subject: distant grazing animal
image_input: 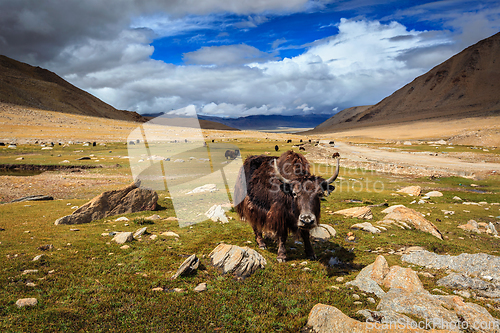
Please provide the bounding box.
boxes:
[300,139,303,143]
[299,146,306,151]
[234,150,339,262]
[287,139,292,143]
[225,149,240,160]
[329,141,335,145]
[275,145,279,152]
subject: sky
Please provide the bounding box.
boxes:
[1,0,499,118]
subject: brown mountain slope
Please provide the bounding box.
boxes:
[0,55,145,122]
[310,32,500,133]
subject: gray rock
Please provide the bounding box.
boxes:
[356,309,416,327]
[210,244,266,278]
[172,254,199,279]
[194,282,207,292]
[402,250,500,281]
[55,181,157,225]
[310,225,332,241]
[15,298,38,308]
[133,227,147,239]
[32,254,44,261]
[112,232,133,244]
[350,222,381,233]
[10,195,54,203]
[488,222,498,236]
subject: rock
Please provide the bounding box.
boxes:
[172,254,199,279]
[15,157,24,160]
[437,273,500,299]
[205,204,229,223]
[352,294,360,300]
[334,206,373,220]
[10,195,54,203]
[209,244,266,278]
[305,304,451,333]
[112,232,133,244]
[381,205,406,214]
[149,234,158,240]
[187,184,217,194]
[145,214,161,221]
[54,181,157,225]
[319,224,336,237]
[453,196,462,201]
[161,231,180,238]
[345,255,388,297]
[133,227,147,239]
[151,287,163,292]
[402,250,500,281]
[77,156,91,160]
[382,266,425,293]
[425,191,443,197]
[26,282,36,287]
[15,298,38,308]
[458,220,481,233]
[381,206,443,240]
[488,222,498,236]
[397,186,421,196]
[350,222,381,233]
[22,269,39,275]
[357,309,417,327]
[38,244,53,251]
[194,282,207,292]
[115,217,129,222]
[310,225,333,240]
[33,254,44,261]
[166,217,178,222]
[120,245,130,249]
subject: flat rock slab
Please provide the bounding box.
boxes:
[334,206,373,220]
[54,181,158,225]
[310,224,336,241]
[402,250,500,282]
[381,207,443,240]
[172,254,199,279]
[305,304,453,332]
[351,222,381,233]
[11,195,54,203]
[210,244,266,278]
[397,186,421,196]
[133,227,147,239]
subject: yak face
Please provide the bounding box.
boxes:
[273,157,339,230]
[286,178,325,229]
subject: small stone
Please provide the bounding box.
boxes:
[115,217,129,222]
[303,267,312,272]
[166,217,179,222]
[112,232,134,244]
[367,297,376,304]
[162,231,180,238]
[172,254,200,279]
[33,254,44,261]
[133,227,147,239]
[70,228,79,231]
[194,282,207,292]
[352,294,360,300]
[335,276,344,282]
[149,234,158,240]
[120,245,130,249]
[22,269,39,275]
[15,298,38,308]
[173,288,185,293]
[353,301,363,305]
[151,287,163,292]
[145,214,161,221]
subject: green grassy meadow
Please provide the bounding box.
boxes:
[1,140,500,332]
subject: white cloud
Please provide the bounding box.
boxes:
[183,44,276,66]
[63,18,461,118]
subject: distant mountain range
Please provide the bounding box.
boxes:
[309,32,500,133]
[0,55,145,123]
[197,114,331,130]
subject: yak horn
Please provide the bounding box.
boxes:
[273,159,291,184]
[326,156,340,184]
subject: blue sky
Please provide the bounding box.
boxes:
[1,0,499,117]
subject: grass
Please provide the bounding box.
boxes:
[1,140,499,332]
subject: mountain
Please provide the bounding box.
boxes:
[0,55,145,122]
[141,113,239,131]
[310,32,500,133]
[198,114,331,130]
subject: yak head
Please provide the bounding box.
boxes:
[272,156,339,230]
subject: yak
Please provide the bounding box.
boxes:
[275,145,279,152]
[234,150,339,262]
[225,149,240,160]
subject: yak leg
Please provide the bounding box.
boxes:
[277,232,288,262]
[253,227,267,249]
[300,229,316,260]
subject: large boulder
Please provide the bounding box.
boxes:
[397,186,421,196]
[334,206,373,220]
[55,181,157,225]
[209,244,266,278]
[380,207,443,240]
[305,304,453,332]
